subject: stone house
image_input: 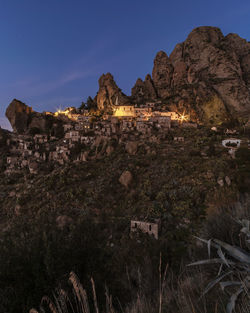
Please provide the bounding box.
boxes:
[77,115,91,122]
[222,138,241,148]
[174,137,184,142]
[121,120,135,132]
[113,105,135,117]
[75,124,84,131]
[222,138,241,158]
[7,156,19,166]
[63,124,73,132]
[65,131,80,142]
[136,121,152,134]
[130,219,160,239]
[34,134,48,144]
[135,107,152,118]
[152,111,178,120]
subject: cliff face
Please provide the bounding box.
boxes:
[131,26,250,124]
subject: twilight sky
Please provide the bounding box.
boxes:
[0,0,250,130]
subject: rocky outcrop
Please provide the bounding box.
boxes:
[5,99,33,133]
[130,26,250,124]
[125,141,138,155]
[96,73,129,111]
[5,99,63,135]
[152,51,173,98]
[131,74,157,103]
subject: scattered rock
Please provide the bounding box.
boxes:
[217,178,224,187]
[15,205,21,215]
[125,141,138,155]
[9,191,16,197]
[119,170,133,188]
[56,215,73,229]
[106,145,114,156]
[225,176,231,186]
[28,161,39,174]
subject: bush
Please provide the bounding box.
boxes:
[190,219,250,313]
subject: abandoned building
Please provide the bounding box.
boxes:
[130,219,160,239]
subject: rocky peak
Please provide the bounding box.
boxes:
[152,51,173,98]
[186,26,224,47]
[96,73,129,110]
[131,74,157,103]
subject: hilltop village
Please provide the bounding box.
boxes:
[3,99,197,175]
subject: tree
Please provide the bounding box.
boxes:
[86,97,97,111]
[79,101,86,110]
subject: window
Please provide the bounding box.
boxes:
[149,225,152,231]
[134,223,137,228]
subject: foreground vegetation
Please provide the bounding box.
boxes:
[0,126,249,312]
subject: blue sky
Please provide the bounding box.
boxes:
[0,0,250,130]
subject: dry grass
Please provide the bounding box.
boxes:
[31,261,250,313]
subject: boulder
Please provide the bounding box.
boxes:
[125,141,138,155]
[106,145,114,156]
[217,177,224,187]
[28,161,39,174]
[56,215,73,229]
[119,170,133,188]
[5,99,33,133]
[225,176,231,186]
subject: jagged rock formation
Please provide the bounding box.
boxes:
[131,26,250,124]
[5,99,63,135]
[131,75,157,103]
[96,73,129,110]
[152,51,173,98]
[7,27,250,128]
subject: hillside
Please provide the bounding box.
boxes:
[1,123,250,312]
[1,25,250,313]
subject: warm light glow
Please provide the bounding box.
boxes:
[177,112,189,123]
[54,107,76,119]
[113,106,135,117]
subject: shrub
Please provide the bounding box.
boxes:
[189,219,250,313]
